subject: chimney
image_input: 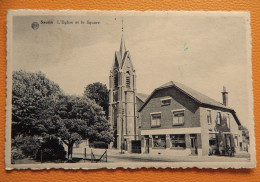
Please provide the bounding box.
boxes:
[222,86,228,106]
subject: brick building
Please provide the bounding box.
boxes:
[138,81,243,156]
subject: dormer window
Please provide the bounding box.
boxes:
[160,97,171,106]
[126,71,130,88]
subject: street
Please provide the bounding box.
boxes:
[72,148,251,163]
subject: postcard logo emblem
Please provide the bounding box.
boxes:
[31,22,39,30]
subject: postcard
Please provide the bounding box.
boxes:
[5,10,255,169]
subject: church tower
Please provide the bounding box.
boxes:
[109,19,137,151]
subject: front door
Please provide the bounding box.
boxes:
[145,137,149,153]
[124,139,127,151]
[190,134,198,155]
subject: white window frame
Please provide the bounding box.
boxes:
[216,112,222,125]
[207,109,212,125]
[150,112,162,127]
[172,109,185,126]
[227,113,230,129]
[160,97,172,106]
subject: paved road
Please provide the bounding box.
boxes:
[14,148,251,164]
[72,148,251,163]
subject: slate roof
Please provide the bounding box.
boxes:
[160,81,231,109]
[136,93,149,102]
[115,51,128,69]
[138,81,241,125]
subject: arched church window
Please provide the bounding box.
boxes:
[114,69,118,88]
[126,71,130,88]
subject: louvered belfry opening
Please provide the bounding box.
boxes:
[126,71,130,88]
[114,69,118,89]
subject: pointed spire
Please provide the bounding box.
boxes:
[120,17,126,57]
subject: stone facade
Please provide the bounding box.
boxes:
[108,33,139,152]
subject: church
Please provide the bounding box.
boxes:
[108,22,148,153]
[108,21,247,156]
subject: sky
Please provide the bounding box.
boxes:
[11,12,252,126]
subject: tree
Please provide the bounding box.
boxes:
[35,137,66,162]
[12,71,64,162]
[12,70,62,138]
[11,135,41,162]
[54,95,113,160]
[83,82,109,118]
[12,71,113,161]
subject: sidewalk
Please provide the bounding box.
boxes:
[72,148,250,163]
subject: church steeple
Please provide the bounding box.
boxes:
[109,17,138,151]
[120,17,126,57]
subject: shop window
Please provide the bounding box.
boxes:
[153,135,166,148]
[172,110,184,126]
[209,134,217,146]
[209,134,218,155]
[151,113,161,127]
[207,110,212,125]
[170,134,186,149]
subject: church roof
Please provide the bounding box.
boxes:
[114,28,131,69]
[136,93,149,102]
[120,34,126,57]
[115,51,129,69]
[138,81,241,125]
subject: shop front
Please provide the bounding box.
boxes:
[208,132,235,156]
[141,131,202,156]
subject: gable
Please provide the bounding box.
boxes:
[150,87,200,113]
[138,81,241,126]
[122,51,135,72]
[140,87,201,130]
[114,51,122,69]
